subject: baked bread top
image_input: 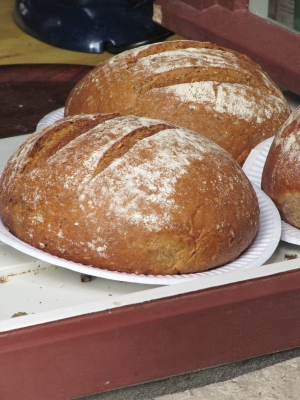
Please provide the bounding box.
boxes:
[0,114,259,275]
[262,106,300,228]
[65,40,290,165]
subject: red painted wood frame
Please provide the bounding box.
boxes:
[1,269,300,400]
[153,0,300,95]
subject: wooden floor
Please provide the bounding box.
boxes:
[0,0,184,66]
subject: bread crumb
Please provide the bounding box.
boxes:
[11,312,28,318]
[284,254,298,260]
[80,273,94,282]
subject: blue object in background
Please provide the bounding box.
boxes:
[14,0,172,54]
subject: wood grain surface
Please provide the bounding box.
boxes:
[0,64,93,138]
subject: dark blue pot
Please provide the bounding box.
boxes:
[14,0,172,53]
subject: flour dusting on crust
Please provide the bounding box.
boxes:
[156,82,287,123]
[129,47,251,75]
[273,106,300,161]
[82,127,212,232]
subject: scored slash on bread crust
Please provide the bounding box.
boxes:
[94,122,171,176]
[0,114,259,275]
[22,113,120,174]
[65,40,291,165]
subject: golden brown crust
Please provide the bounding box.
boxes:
[65,40,290,165]
[262,106,300,228]
[0,114,259,275]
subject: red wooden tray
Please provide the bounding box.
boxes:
[0,64,93,138]
[1,64,300,400]
[2,268,300,400]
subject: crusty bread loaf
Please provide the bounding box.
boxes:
[262,106,300,228]
[0,114,259,275]
[65,40,290,165]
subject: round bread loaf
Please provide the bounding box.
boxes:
[65,40,290,166]
[0,114,259,275]
[262,106,300,228]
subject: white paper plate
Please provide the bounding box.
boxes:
[0,184,281,285]
[242,137,274,188]
[243,137,300,245]
[36,107,64,130]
